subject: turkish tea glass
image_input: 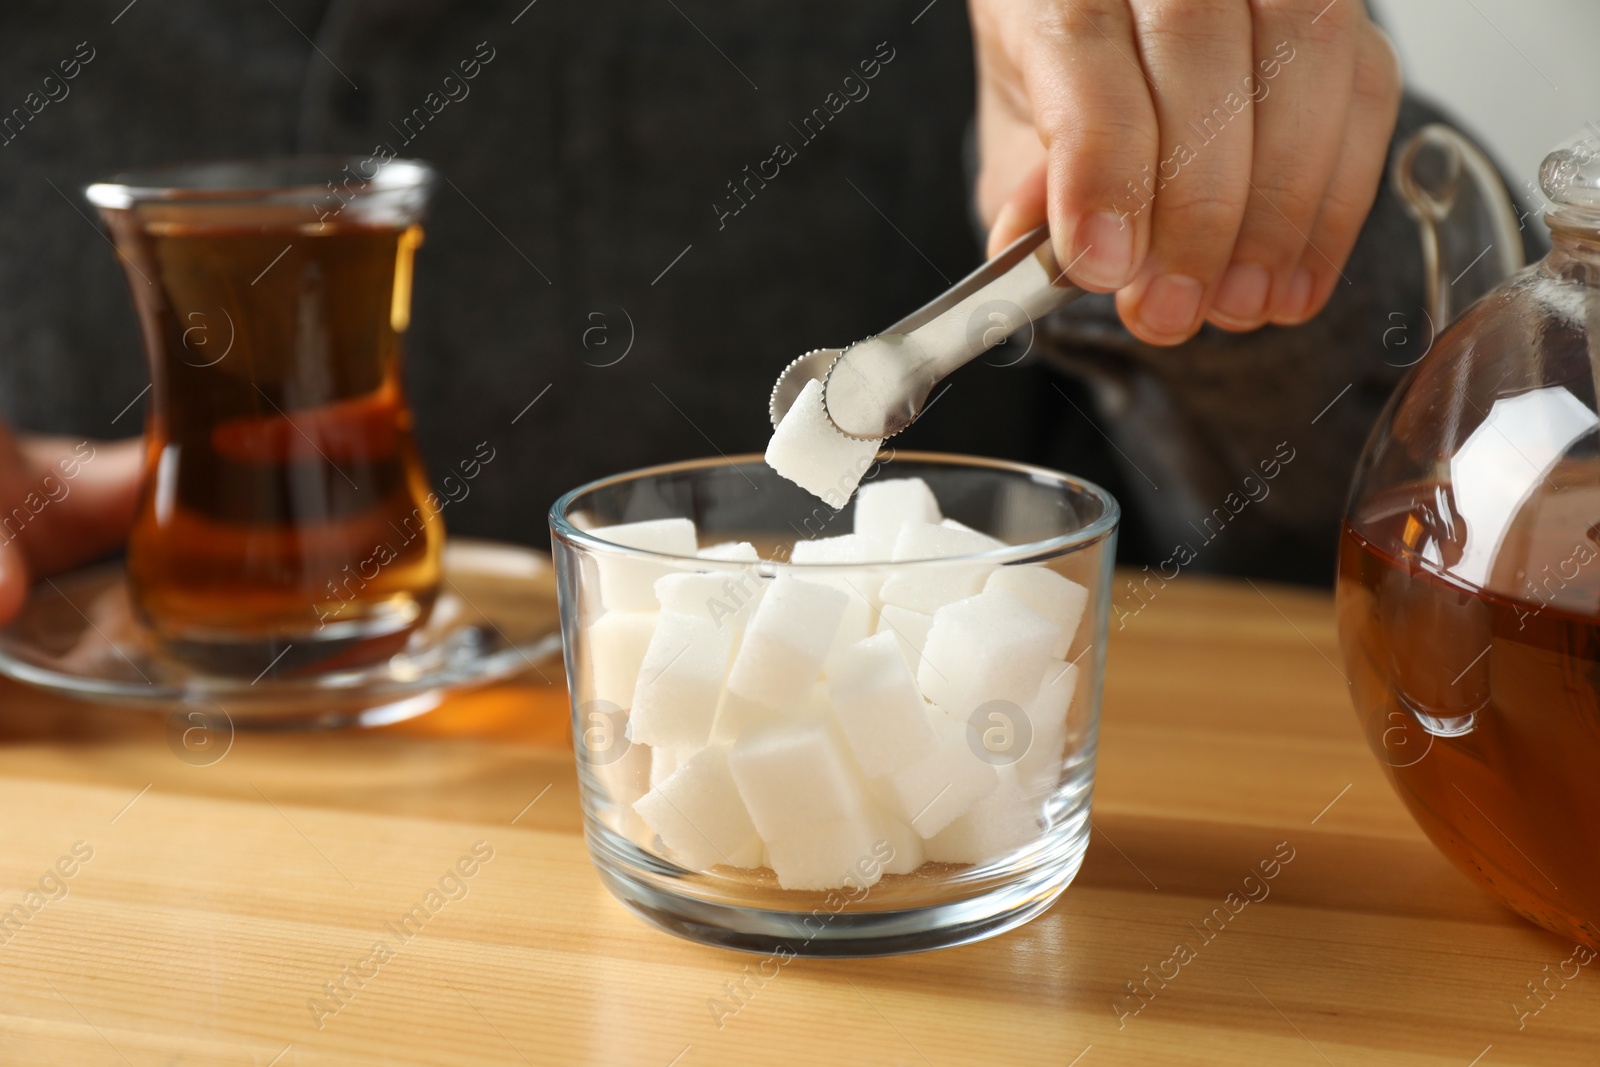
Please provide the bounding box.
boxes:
[87,158,443,678]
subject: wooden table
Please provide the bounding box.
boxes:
[1,573,1595,1066]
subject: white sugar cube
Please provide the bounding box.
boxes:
[649,743,687,789]
[890,520,1005,560]
[803,679,834,716]
[1030,661,1079,738]
[728,718,867,841]
[591,725,650,804]
[918,589,1061,717]
[833,595,878,665]
[870,809,925,876]
[812,573,879,663]
[883,717,999,838]
[925,766,1041,865]
[654,571,765,634]
[591,518,699,611]
[593,728,654,844]
[984,566,1089,659]
[765,378,881,509]
[827,569,884,606]
[627,612,733,749]
[726,575,848,713]
[861,776,930,871]
[698,541,760,562]
[826,632,938,777]
[878,567,990,616]
[765,814,884,891]
[1017,662,1080,793]
[635,745,763,871]
[711,692,781,743]
[587,611,657,706]
[713,679,833,743]
[1018,726,1064,796]
[877,521,1005,614]
[852,477,941,552]
[610,806,655,849]
[593,517,698,552]
[790,533,874,564]
[875,605,933,673]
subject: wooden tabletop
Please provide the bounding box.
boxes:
[1,571,1595,1066]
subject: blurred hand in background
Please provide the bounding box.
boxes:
[0,430,141,624]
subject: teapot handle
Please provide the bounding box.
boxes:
[1392,123,1526,330]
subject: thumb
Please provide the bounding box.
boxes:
[985,158,1049,259]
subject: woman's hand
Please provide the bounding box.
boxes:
[0,428,142,623]
[971,0,1402,344]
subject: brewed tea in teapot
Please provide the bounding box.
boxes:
[1339,129,1600,948]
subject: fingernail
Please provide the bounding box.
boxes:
[1138,274,1204,339]
[1073,211,1135,289]
[987,200,1021,257]
[1210,263,1271,326]
[1276,268,1315,323]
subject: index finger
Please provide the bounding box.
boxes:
[1018,0,1160,292]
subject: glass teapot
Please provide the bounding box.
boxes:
[1338,127,1600,948]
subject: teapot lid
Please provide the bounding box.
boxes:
[1540,131,1600,226]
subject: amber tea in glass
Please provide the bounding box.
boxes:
[88,159,443,677]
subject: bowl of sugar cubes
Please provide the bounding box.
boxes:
[549,447,1117,956]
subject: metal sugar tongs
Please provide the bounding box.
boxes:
[769,224,1085,440]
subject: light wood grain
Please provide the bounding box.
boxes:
[0,572,1595,1066]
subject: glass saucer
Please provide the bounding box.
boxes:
[0,539,562,728]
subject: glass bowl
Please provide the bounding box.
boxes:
[549,451,1117,955]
